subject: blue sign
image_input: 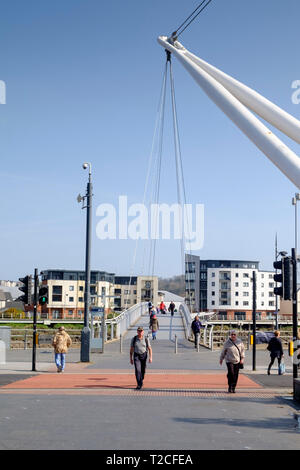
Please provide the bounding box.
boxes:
[91,307,104,313]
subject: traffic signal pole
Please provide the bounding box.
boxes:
[32,268,38,372]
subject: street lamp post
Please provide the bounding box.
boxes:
[78,162,93,362]
[292,193,300,256]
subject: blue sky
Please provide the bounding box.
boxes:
[0,0,300,280]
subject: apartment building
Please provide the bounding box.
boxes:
[185,255,278,320]
[41,270,158,319]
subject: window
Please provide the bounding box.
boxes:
[235,301,239,306]
[235,292,239,296]
[212,291,215,296]
[269,301,274,306]
[211,300,215,305]
[269,292,274,297]
[235,273,239,278]
[68,310,73,315]
[261,283,264,288]
[261,274,264,279]
[52,285,62,302]
[243,301,249,306]
[243,292,249,297]
[235,282,239,287]
[269,282,274,288]
[69,286,74,291]
[243,282,249,287]
[78,297,83,302]
[124,290,130,294]
[79,286,84,291]
[69,297,74,302]
[211,282,215,286]
[243,273,249,278]
[211,272,215,277]
[269,274,273,279]
[221,282,229,289]
[235,312,246,320]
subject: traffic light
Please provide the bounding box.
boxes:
[38,285,48,305]
[18,275,32,304]
[283,256,293,300]
[273,256,293,300]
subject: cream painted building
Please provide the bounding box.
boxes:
[41,270,158,319]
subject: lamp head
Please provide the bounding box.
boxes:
[82,163,88,170]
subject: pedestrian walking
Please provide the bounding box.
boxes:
[52,326,72,373]
[191,315,203,349]
[149,314,159,340]
[159,301,166,315]
[267,330,284,375]
[130,326,152,390]
[168,301,176,317]
[149,307,156,317]
[219,330,245,393]
[148,301,153,315]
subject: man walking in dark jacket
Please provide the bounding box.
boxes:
[191,315,203,349]
[168,301,176,317]
[267,330,284,375]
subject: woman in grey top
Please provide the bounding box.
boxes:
[219,330,245,393]
[130,326,152,390]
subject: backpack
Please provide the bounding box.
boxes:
[132,335,150,350]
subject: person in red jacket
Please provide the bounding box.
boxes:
[159,301,166,314]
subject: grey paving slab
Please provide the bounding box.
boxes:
[0,393,299,450]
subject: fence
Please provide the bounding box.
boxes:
[10,329,82,349]
[8,302,148,349]
[195,326,293,351]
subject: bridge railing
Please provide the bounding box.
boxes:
[113,302,148,339]
[179,303,192,339]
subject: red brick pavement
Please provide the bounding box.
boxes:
[1,370,260,390]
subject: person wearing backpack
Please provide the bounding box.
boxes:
[130,326,152,390]
[149,314,159,340]
[267,330,284,375]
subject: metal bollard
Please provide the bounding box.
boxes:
[120,333,123,353]
[175,335,178,354]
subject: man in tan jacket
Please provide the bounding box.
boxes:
[52,326,72,373]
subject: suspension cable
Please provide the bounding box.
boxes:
[126,62,168,310]
[169,55,193,300]
[171,0,214,40]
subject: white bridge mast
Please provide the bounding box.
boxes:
[158,36,300,189]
